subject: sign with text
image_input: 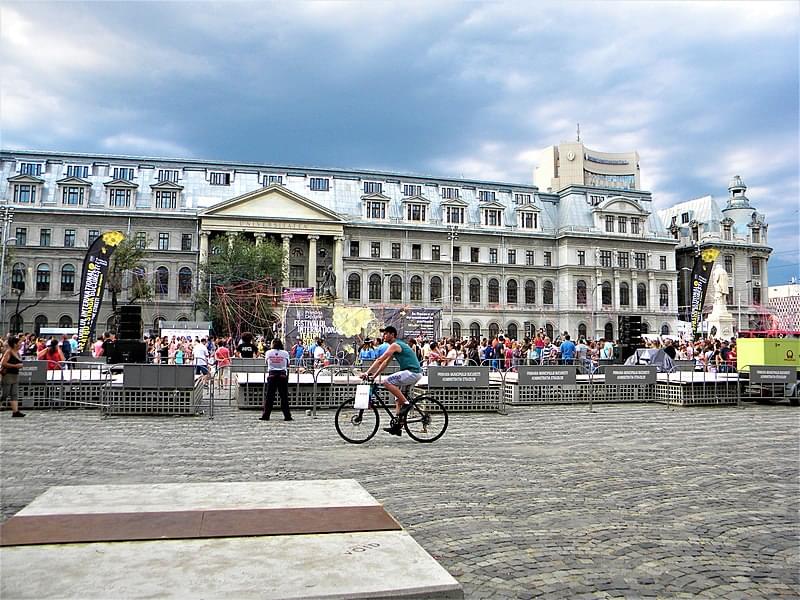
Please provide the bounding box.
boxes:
[18,361,47,384]
[604,365,657,385]
[517,365,577,386]
[750,366,797,385]
[427,367,489,388]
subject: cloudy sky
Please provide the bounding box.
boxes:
[2,1,798,282]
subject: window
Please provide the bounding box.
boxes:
[155,267,169,295]
[526,250,535,265]
[441,186,459,200]
[506,279,518,304]
[62,186,85,205]
[310,177,330,191]
[391,243,401,259]
[525,280,536,304]
[158,233,169,250]
[724,255,733,274]
[65,165,88,178]
[478,190,496,202]
[519,211,538,229]
[659,256,667,270]
[605,215,615,232]
[113,167,134,180]
[40,229,51,246]
[618,252,629,269]
[403,184,422,196]
[350,241,360,257]
[507,249,516,265]
[12,263,25,292]
[577,250,585,266]
[289,265,304,288]
[659,284,669,308]
[618,216,627,233]
[363,181,382,194]
[578,323,587,340]
[61,264,76,292]
[451,276,462,303]
[630,218,640,235]
[59,315,73,328]
[576,280,587,305]
[9,314,22,334]
[64,229,76,248]
[412,244,421,260]
[637,283,647,307]
[366,201,386,219]
[432,245,440,261]
[484,209,502,226]
[543,252,552,267]
[109,188,131,207]
[34,314,48,335]
[430,276,442,302]
[602,281,612,305]
[348,274,361,300]
[723,224,732,241]
[589,194,604,205]
[19,162,42,176]
[135,232,147,249]
[750,257,760,275]
[752,286,761,304]
[158,169,179,182]
[605,322,614,340]
[264,174,283,185]
[452,322,462,338]
[445,206,464,224]
[467,322,479,338]
[155,190,177,210]
[469,278,481,303]
[410,276,422,301]
[488,279,499,303]
[406,203,427,222]
[681,212,690,224]
[209,172,230,185]
[178,267,192,295]
[691,225,699,242]
[181,234,192,251]
[15,228,26,247]
[635,252,646,270]
[389,275,402,301]
[13,184,36,203]
[36,264,50,291]
[620,282,630,306]
[514,193,531,204]
[470,247,480,263]
[752,228,760,243]
[489,248,498,264]
[368,274,382,301]
[88,230,99,245]
[453,247,461,262]
[543,280,554,305]
[371,242,381,258]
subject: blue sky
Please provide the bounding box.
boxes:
[1,1,798,282]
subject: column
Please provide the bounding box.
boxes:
[281,234,292,290]
[613,272,620,312]
[333,236,344,299]
[199,231,209,265]
[254,232,266,246]
[648,272,656,315]
[307,235,318,290]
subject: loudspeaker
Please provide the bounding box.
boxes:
[618,316,631,345]
[118,305,142,340]
[109,340,147,364]
[628,316,643,347]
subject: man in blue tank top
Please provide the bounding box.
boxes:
[361,325,422,436]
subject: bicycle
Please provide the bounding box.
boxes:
[334,377,449,444]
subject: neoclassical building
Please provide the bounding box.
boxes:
[1,143,707,341]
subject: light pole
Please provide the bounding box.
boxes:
[589,281,603,341]
[0,205,16,335]
[447,225,459,337]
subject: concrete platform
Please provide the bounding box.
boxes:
[1,480,463,600]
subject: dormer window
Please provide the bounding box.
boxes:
[209,171,231,186]
[518,211,539,230]
[445,205,464,224]
[406,203,427,222]
[681,212,690,224]
[514,193,531,204]
[112,166,135,180]
[723,224,732,240]
[403,184,422,197]
[365,199,387,220]
[631,217,640,235]
[56,176,91,206]
[752,227,760,243]
[441,186,460,200]
[19,162,43,176]
[483,208,502,227]
[589,194,604,206]
[8,174,43,204]
[66,165,89,178]
[363,181,383,194]
[109,188,132,208]
[155,190,177,210]
[158,169,179,182]
[478,190,496,202]
[263,174,283,186]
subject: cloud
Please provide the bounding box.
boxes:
[100,135,193,158]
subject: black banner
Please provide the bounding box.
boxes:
[77,231,125,352]
[687,248,719,337]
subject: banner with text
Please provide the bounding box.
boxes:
[77,231,124,352]
[687,248,719,337]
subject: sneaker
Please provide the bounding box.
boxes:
[383,425,402,436]
[284,416,294,421]
[259,415,270,421]
[11,411,25,418]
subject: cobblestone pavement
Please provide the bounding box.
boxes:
[2,400,798,599]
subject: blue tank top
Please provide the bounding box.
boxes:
[394,340,421,373]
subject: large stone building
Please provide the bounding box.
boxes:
[0,144,696,341]
[767,282,800,331]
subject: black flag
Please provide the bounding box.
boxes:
[687,247,720,337]
[77,231,125,352]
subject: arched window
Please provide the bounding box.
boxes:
[469,322,481,339]
[368,274,382,301]
[543,280,554,305]
[347,273,361,301]
[488,278,499,304]
[451,277,462,303]
[506,279,518,305]
[154,317,165,332]
[578,323,587,340]
[451,321,461,339]
[389,275,402,301]
[34,314,48,335]
[36,264,50,292]
[641,321,650,334]
[410,275,422,301]
[659,284,669,308]
[619,281,630,306]
[637,283,647,307]
[155,266,169,296]
[525,280,536,305]
[10,314,22,334]
[545,323,554,340]
[430,276,442,302]
[11,263,25,292]
[661,323,670,335]
[59,315,73,328]
[60,264,76,293]
[488,323,500,339]
[576,280,587,305]
[469,278,481,303]
[601,281,612,306]
[506,323,518,340]
[604,322,614,341]
[177,316,189,322]
[178,267,192,295]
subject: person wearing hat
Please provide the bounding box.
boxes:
[360,325,422,436]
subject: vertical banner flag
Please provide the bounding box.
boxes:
[77,231,125,352]
[688,247,720,337]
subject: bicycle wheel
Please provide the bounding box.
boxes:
[335,398,379,444]
[403,396,448,443]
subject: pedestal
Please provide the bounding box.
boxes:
[706,303,736,339]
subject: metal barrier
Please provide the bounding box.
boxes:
[3,360,112,411]
[104,364,202,416]
[737,365,798,406]
[658,365,740,407]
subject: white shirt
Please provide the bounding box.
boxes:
[266,349,290,371]
[193,342,209,366]
[313,345,326,361]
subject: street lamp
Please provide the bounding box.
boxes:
[447,225,459,337]
[0,205,16,335]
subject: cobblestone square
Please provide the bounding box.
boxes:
[2,402,798,599]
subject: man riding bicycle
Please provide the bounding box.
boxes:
[361,325,422,436]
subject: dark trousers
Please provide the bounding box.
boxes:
[263,371,291,419]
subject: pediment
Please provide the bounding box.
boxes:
[441,197,469,207]
[150,180,184,190]
[479,200,506,210]
[593,196,649,216]
[401,194,430,204]
[7,174,44,184]
[56,176,91,186]
[104,178,139,188]
[361,192,391,202]
[200,184,346,223]
[515,202,541,212]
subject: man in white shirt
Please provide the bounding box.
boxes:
[193,338,210,380]
[313,342,326,367]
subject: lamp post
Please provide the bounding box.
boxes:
[0,205,16,335]
[589,281,603,341]
[447,225,459,337]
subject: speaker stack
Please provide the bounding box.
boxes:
[618,315,644,363]
[110,305,147,364]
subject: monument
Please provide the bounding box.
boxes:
[706,262,735,338]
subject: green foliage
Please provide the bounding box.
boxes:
[107,236,153,315]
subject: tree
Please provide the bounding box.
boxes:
[196,234,283,337]
[106,236,153,331]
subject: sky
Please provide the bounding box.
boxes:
[1,1,798,283]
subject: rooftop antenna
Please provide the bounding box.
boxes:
[576,123,581,142]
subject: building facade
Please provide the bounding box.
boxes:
[534,141,640,192]
[1,147,684,341]
[767,282,800,331]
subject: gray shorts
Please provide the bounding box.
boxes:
[385,370,422,387]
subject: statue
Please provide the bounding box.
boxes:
[320,265,336,299]
[711,263,730,306]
